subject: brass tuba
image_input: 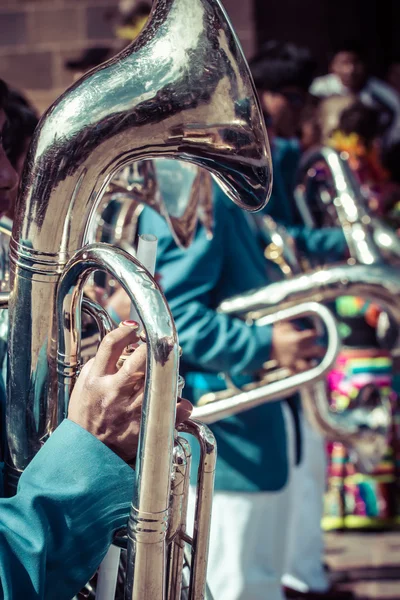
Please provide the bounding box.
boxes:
[5,1,271,599]
[193,262,400,471]
[194,148,400,471]
[294,146,400,265]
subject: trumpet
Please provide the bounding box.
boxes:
[6,1,271,600]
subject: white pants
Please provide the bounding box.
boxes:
[187,405,295,600]
[282,414,330,593]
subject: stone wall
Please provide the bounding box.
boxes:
[0,0,256,113]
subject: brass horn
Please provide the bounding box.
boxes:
[251,215,394,472]
[6,1,271,599]
[294,146,400,265]
[193,262,400,471]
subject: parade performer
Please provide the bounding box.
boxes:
[0,78,190,599]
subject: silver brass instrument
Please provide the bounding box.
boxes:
[250,215,394,471]
[6,1,271,600]
[294,146,400,265]
[193,263,400,470]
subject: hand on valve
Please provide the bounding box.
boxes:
[271,321,325,374]
[68,320,192,464]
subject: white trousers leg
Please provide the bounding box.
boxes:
[187,405,295,600]
[282,413,330,593]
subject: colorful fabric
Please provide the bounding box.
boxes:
[323,348,400,530]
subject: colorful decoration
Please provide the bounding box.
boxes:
[323,349,400,530]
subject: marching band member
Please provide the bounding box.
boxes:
[137,167,324,600]
[249,43,351,600]
[310,42,400,150]
[0,78,192,600]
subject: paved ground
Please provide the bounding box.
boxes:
[326,531,400,599]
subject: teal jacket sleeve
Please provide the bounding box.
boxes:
[0,419,134,600]
[267,137,347,263]
[283,224,347,263]
[139,195,273,378]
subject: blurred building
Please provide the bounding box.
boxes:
[0,0,255,114]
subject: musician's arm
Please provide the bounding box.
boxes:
[0,419,134,600]
[139,202,273,377]
[284,225,347,262]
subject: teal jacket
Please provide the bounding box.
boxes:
[140,186,289,493]
[0,379,134,599]
[138,147,346,493]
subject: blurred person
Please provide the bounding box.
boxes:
[250,43,351,600]
[317,95,357,145]
[305,99,400,532]
[329,101,400,214]
[310,42,400,148]
[251,41,316,140]
[0,88,39,379]
[138,167,326,600]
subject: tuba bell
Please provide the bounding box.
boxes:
[5,1,271,599]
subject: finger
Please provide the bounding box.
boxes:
[117,343,147,384]
[176,398,193,424]
[91,321,140,377]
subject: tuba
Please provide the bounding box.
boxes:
[192,262,400,470]
[5,2,271,600]
[294,146,400,265]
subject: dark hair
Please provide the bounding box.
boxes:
[249,41,316,93]
[337,101,380,144]
[330,40,366,63]
[0,79,9,111]
[2,88,39,167]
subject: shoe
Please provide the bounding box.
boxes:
[283,586,355,599]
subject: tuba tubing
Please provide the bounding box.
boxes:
[7,0,271,481]
[6,1,271,598]
[193,263,400,468]
[193,302,340,423]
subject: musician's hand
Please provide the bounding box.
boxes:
[68,322,192,463]
[271,321,324,373]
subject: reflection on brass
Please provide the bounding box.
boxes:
[265,243,292,275]
[194,262,400,472]
[6,0,271,597]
